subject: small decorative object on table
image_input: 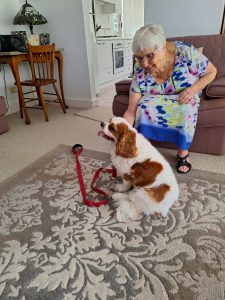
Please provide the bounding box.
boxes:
[27,35,39,45]
[39,33,50,45]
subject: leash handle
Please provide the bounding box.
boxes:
[72,144,116,207]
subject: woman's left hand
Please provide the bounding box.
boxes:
[178,87,195,104]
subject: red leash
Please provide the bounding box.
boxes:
[72,144,117,207]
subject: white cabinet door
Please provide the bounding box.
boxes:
[97,41,113,84]
[123,0,144,37]
[114,0,122,13]
[97,41,113,70]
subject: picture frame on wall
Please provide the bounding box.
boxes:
[39,33,50,45]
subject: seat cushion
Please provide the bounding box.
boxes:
[205,77,225,98]
[21,79,57,86]
[198,97,225,127]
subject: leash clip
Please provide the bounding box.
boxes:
[72,144,83,156]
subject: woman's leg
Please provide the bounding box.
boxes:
[177,149,191,173]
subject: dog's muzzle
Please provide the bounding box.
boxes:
[98,121,114,141]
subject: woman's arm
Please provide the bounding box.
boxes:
[179,61,217,104]
[123,90,142,125]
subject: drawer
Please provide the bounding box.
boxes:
[99,68,113,84]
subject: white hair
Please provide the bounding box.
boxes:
[132,24,166,54]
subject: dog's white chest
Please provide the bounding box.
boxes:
[111,152,132,176]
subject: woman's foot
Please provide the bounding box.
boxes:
[176,150,192,174]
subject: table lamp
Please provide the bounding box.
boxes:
[13,0,47,35]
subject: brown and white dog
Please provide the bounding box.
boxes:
[99,117,179,222]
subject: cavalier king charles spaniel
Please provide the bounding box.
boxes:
[99,117,179,222]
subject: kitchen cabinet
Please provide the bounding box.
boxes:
[96,0,115,13]
[97,41,113,84]
[96,38,132,86]
[114,0,122,14]
[123,0,144,38]
[98,0,115,4]
[124,40,133,75]
[102,3,116,14]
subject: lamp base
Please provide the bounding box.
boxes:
[28,23,34,35]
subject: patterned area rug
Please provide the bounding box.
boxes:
[1,144,225,300]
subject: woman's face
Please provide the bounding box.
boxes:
[134,47,165,75]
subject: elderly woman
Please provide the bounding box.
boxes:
[124,24,217,174]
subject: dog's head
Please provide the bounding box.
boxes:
[100,117,137,158]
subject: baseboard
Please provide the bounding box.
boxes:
[6,99,19,115]
[6,96,98,114]
[65,97,98,108]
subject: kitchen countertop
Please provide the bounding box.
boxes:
[96,37,132,41]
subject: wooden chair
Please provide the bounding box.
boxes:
[19,44,66,122]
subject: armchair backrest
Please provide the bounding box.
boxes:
[168,34,225,77]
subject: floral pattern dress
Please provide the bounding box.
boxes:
[131,41,209,150]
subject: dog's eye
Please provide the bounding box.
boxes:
[109,124,116,132]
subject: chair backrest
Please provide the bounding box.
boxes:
[27,44,56,82]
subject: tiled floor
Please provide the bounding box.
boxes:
[97,84,116,106]
[96,74,131,106]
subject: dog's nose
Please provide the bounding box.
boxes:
[100,121,105,128]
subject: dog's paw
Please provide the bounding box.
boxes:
[153,212,163,219]
[116,208,127,222]
[151,211,167,220]
[112,192,125,201]
[111,192,123,207]
[116,201,139,222]
[115,183,129,192]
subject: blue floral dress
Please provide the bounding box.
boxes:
[131,42,209,150]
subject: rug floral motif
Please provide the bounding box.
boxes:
[0,145,225,300]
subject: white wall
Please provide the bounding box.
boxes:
[144,0,225,37]
[21,0,97,107]
[0,0,97,114]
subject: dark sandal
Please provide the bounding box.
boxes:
[176,154,192,174]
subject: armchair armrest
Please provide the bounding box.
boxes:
[115,80,132,95]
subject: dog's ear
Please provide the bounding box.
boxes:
[116,123,137,158]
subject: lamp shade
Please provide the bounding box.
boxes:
[13,0,47,34]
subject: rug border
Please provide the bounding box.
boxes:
[0,144,224,191]
[0,144,110,191]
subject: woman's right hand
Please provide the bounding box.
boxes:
[123,110,135,126]
[123,90,141,126]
